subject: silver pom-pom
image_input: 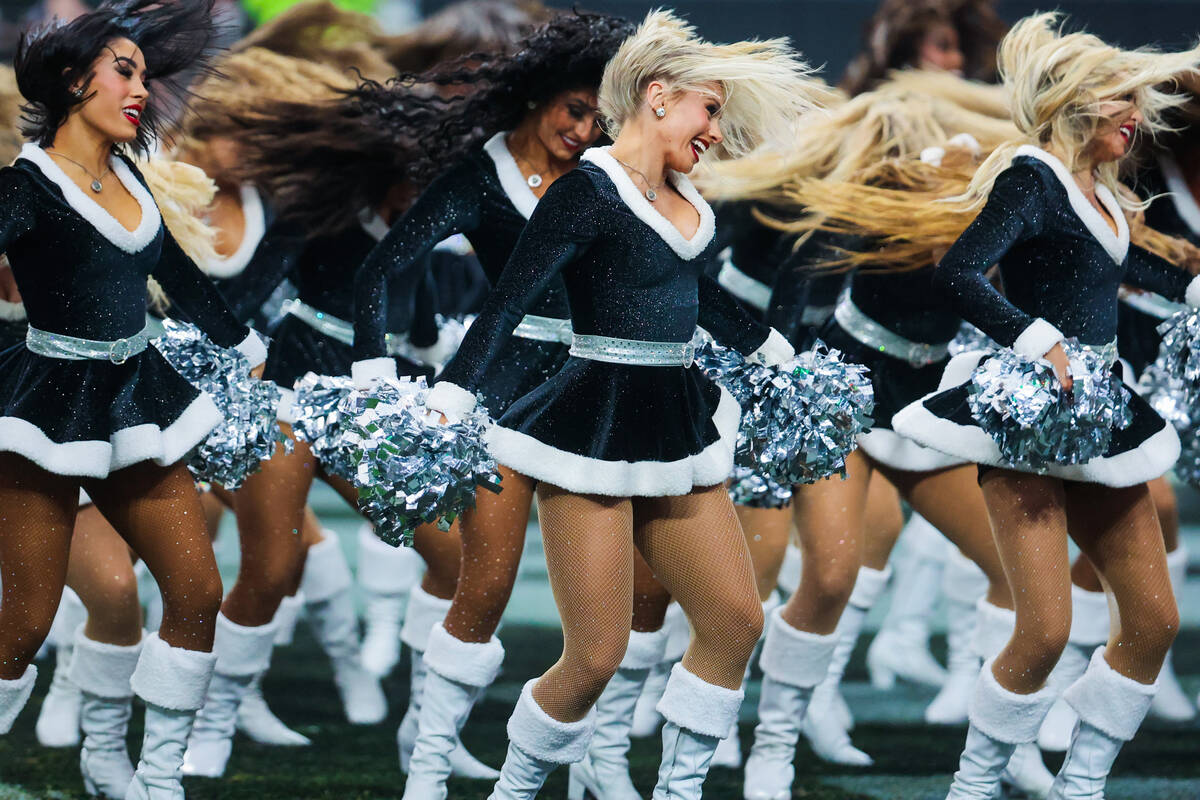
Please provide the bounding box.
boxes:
[153,320,289,489]
[339,377,501,547]
[967,340,1131,470]
[948,322,999,357]
[290,372,357,480]
[1156,306,1200,388]
[1140,358,1200,487]
[727,465,793,508]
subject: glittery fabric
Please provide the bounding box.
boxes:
[765,229,849,351]
[948,321,999,356]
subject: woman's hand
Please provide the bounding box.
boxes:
[251,363,265,380]
[1044,342,1072,392]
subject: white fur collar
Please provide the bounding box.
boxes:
[581,146,715,260]
[0,299,25,321]
[482,132,539,220]
[19,143,161,254]
[1014,145,1129,264]
[203,183,265,279]
[358,209,391,241]
[1157,153,1200,237]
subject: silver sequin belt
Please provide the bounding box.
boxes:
[834,291,949,368]
[801,304,836,327]
[570,333,695,367]
[512,314,573,344]
[717,257,771,312]
[26,323,151,364]
[1117,287,1185,321]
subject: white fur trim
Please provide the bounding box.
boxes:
[1187,274,1200,308]
[902,513,951,560]
[0,299,25,321]
[859,426,965,471]
[507,679,596,763]
[423,623,505,687]
[892,391,1181,488]
[759,607,838,688]
[359,209,391,241]
[483,132,539,220]
[1011,318,1064,360]
[48,586,87,648]
[1158,153,1200,237]
[0,664,36,734]
[400,585,452,652]
[1069,585,1112,646]
[276,387,297,424]
[426,381,478,420]
[663,602,690,661]
[234,330,267,369]
[212,612,278,677]
[848,565,891,610]
[581,147,715,260]
[1063,647,1157,741]
[1167,545,1189,595]
[0,391,222,478]
[942,548,987,606]
[948,132,982,156]
[130,632,215,711]
[621,628,669,670]
[272,593,304,647]
[761,590,782,619]
[717,258,771,311]
[202,184,264,278]
[356,523,424,594]
[937,350,988,390]
[486,383,739,497]
[920,146,946,167]
[20,144,160,253]
[972,599,1015,662]
[656,662,743,738]
[351,357,397,389]
[1015,145,1129,264]
[968,659,1057,743]
[747,328,795,367]
[68,628,142,699]
[300,535,353,603]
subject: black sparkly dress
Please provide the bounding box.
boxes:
[424,147,788,497]
[894,146,1199,486]
[0,144,265,478]
[352,132,571,417]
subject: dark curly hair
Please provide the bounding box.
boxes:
[14,0,219,154]
[232,10,634,236]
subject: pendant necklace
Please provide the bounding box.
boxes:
[612,155,667,201]
[47,150,111,193]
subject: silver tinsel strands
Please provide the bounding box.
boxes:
[291,372,357,481]
[948,322,999,357]
[1140,358,1200,487]
[1157,306,1200,388]
[152,320,289,489]
[727,465,793,508]
[340,377,501,547]
[967,339,1131,470]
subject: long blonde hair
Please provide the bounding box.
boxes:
[134,157,220,309]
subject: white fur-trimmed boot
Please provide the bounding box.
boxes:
[37,587,87,747]
[653,663,744,800]
[271,593,304,648]
[803,566,891,767]
[1149,546,1193,722]
[358,523,423,678]
[743,608,838,800]
[632,603,688,739]
[1039,586,1110,752]
[125,633,217,800]
[70,629,142,798]
[302,535,386,724]
[235,595,311,747]
[1049,648,1158,799]
[713,593,781,769]
[945,661,1056,800]
[926,550,986,725]
[0,664,38,735]
[488,680,596,800]
[569,628,668,799]
[868,516,949,691]
[133,562,163,635]
[403,624,504,798]
[182,614,278,778]
[776,542,802,597]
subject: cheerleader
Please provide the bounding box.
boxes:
[0,5,269,800]
[365,12,820,798]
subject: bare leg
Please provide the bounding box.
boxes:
[734,504,792,601]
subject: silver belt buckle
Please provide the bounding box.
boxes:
[109,337,134,364]
[682,339,696,365]
[910,343,933,368]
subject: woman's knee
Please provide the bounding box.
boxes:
[803,559,858,611]
[693,595,764,660]
[163,566,223,620]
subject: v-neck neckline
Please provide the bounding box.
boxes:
[483,132,541,220]
[204,183,266,278]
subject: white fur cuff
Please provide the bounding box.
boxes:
[747,328,795,367]
[1069,586,1111,646]
[68,627,142,699]
[1011,318,1064,360]
[761,590,783,620]
[942,549,987,606]
[759,607,838,688]
[656,662,744,738]
[664,602,690,661]
[356,524,424,594]
[972,599,1016,662]
[0,664,36,734]
[426,381,478,419]
[400,585,452,652]
[904,513,951,559]
[848,565,892,610]
[1186,274,1200,308]
[299,535,352,603]
[621,629,669,670]
[130,633,215,711]
[968,660,1057,744]
[507,680,596,763]
[213,613,278,677]
[1063,647,1157,741]
[351,357,397,389]
[1167,545,1189,594]
[234,329,268,368]
[424,624,505,688]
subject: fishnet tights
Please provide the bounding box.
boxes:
[67,506,141,646]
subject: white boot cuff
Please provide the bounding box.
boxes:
[968,660,1056,744]
[621,628,669,671]
[213,613,278,677]
[1062,647,1158,741]
[423,623,505,687]
[300,535,353,603]
[972,599,1015,661]
[130,633,215,711]
[68,627,142,699]
[758,607,838,688]
[1068,586,1111,647]
[399,586,452,652]
[656,662,743,739]
[507,680,595,764]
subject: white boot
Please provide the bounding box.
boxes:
[302,535,386,725]
[70,629,142,798]
[126,633,217,800]
[632,603,688,739]
[487,680,596,800]
[926,551,986,725]
[868,516,948,690]
[945,661,1056,799]
[235,674,311,746]
[182,613,277,778]
[133,563,163,635]
[653,663,744,800]
[1149,547,1193,722]
[271,594,304,648]
[358,523,423,678]
[569,629,667,800]
[776,543,802,597]
[743,608,838,800]
[1049,648,1157,799]
[403,624,504,798]
[37,587,87,747]
[713,593,780,769]
[0,664,38,735]
[803,566,890,767]
[1039,586,1110,752]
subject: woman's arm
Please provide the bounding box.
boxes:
[1124,243,1200,305]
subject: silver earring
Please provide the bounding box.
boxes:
[655,107,666,119]
[527,100,537,110]
[72,87,84,98]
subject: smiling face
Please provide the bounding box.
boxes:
[917,22,964,74]
[653,82,725,174]
[71,37,149,144]
[530,89,604,161]
[1089,93,1144,163]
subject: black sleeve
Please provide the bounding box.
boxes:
[409,261,441,349]
[0,169,37,254]
[1123,243,1193,301]
[436,170,599,392]
[151,224,253,349]
[933,164,1047,348]
[353,160,484,361]
[765,263,812,345]
[215,218,306,322]
[698,274,771,354]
